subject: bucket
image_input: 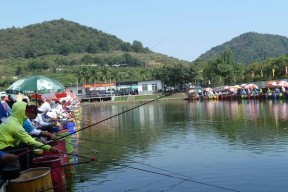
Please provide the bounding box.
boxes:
[33,156,65,192]
[63,122,75,133]
[43,139,69,164]
[6,167,53,192]
[57,130,74,153]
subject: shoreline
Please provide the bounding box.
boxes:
[80,93,187,106]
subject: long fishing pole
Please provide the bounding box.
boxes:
[18,92,242,191]
[19,91,177,157]
[75,137,139,149]
[96,159,241,192]
[56,91,176,141]
[40,149,242,192]
[71,141,241,192]
[69,141,192,180]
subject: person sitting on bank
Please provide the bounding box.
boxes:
[32,107,62,133]
[23,105,57,141]
[0,101,58,170]
[37,99,51,113]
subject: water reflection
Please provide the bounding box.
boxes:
[75,100,288,192]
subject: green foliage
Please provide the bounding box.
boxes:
[198,32,288,64]
[155,63,197,89]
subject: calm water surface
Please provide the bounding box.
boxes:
[73,100,288,192]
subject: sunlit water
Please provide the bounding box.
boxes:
[73,100,288,192]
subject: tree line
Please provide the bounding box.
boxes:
[1,48,288,91]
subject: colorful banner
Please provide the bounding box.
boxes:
[83,82,116,88]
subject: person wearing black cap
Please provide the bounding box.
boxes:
[23,105,57,140]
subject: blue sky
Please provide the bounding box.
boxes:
[1,0,288,61]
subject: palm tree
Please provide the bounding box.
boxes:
[90,66,99,84]
[100,67,110,82]
[77,66,90,84]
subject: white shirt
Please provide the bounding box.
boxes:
[39,101,51,113]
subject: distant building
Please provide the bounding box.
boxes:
[65,85,85,97]
[67,80,163,97]
[137,80,163,95]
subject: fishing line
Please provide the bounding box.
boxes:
[51,159,94,169]
[76,137,139,149]
[18,90,164,156]
[80,106,132,116]
[17,92,241,191]
[71,142,241,192]
[62,142,195,190]
[84,147,193,181]
[70,142,196,178]
[96,159,241,192]
[61,146,241,192]
[60,151,96,161]
[56,91,176,141]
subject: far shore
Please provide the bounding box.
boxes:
[80,93,187,106]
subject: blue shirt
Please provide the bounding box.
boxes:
[23,119,35,133]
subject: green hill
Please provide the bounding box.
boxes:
[197,32,288,64]
[0,19,188,90]
[0,19,151,59]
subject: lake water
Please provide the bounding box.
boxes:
[73,100,288,192]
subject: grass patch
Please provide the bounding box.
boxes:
[114,96,128,101]
[135,95,159,100]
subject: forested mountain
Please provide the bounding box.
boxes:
[0,19,150,59]
[197,32,288,64]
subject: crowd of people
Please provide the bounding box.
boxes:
[0,95,77,186]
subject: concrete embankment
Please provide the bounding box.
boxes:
[81,93,187,106]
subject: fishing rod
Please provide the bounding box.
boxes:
[16,92,243,191]
[17,92,174,156]
[96,159,242,192]
[80,106,132,116]
[73,142,194,180]
[55,91,176,141]
[17,92,173,157]
[69,141,241,192]
[75,137,139,149]
[39,148,242,192]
